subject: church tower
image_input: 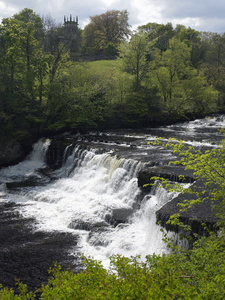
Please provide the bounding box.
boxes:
[63,15,79,55]
[63,15,79,40]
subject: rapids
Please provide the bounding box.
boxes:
[1,115,225,275]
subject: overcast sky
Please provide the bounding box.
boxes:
[0,0,225,33]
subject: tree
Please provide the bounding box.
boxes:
[46,63,108,131]
[182,71,218,116]
[0,10,47,140]
[41,15,72,113]
[104,42,119,57]
[0,9,45,104]
[13,7,45,40]
[174,25,203,68]
[149,36,217,118]
[150,37,191,111]
[0,9,71,141]
[82,10,131,54]
[119,31,150,92]
[11,8,45,105]
[138,22,175,52]
[202,33,225,107]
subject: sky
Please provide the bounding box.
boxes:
[0,0,225,33]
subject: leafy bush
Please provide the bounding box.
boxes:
[1,233,225,299]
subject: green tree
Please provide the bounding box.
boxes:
[104,42,119,57]
[149,36,217,118]
[0,11,46,140]
[139,22,175,52]
[150,37,191,111]
[82,10,131,54]
[174,25,203,68]
[46,63,108,131]
[0,9,72,141]
[119,31,150,92]
[202,33,225,107]
[13,7,44,40]
[104,65,132,106]
[182,71,218,116]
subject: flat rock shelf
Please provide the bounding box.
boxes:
[0,202,79,292]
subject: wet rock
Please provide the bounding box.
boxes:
[109,208,134,226]
[156,179,219,235]
[46,139,73,168]
[0,141,25,166]
[138,165,196,193]
[68,219,109,231]
[0,202,79,292]
[112,208,133,222]
[6,177,50,191]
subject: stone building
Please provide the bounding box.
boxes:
[63,15,79,54]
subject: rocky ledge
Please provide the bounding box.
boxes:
[0,202,80,293]
[138,165,196,192]
[46,134,219,236]
[137,166,219,235]
[0,141,25,166]
[155,179,219,235]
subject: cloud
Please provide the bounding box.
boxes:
[0,0,225,33]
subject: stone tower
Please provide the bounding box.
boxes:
[63,15,78,41]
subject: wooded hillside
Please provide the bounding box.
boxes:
[1,8,225,148]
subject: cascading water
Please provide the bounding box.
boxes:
[0,140,175,268]
[32,146,173,266]
[0,139,50,182]
[1,115,225,274]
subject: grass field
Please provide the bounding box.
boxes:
[70,59,122,77]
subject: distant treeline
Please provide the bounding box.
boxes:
[0,8,225,147]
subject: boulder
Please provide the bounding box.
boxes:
[138,165,196,193]
[137,165,219,235]
[0,140,25,166]
[112,208,134,223]
[156,179,219,235]
[104,208,134,226]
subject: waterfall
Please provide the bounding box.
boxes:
[3,144,175,268]
[78,184,175,268]
[4,114,222,267]
[0,138,51,181]
[1,115,225,289]
[0,183,7,197]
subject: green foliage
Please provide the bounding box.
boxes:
[0,281,35,299]
[138,22,175,52]
[119,32,150,92]
[45,62,109,131]
[0,9,49,140]
[148,36,217,117]
[149,135,225,230]
[82,10,131,54]
[104,42,119,57]
[1,233,225,299]
[1,8,225,145]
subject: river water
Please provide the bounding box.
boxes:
[0,115,225,286]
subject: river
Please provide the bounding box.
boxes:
[0,115,225,290]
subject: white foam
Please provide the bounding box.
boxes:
[0,139,50,180]
[5,148,174,267]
